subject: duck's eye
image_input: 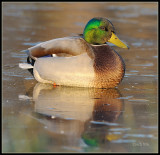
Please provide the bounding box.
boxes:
[99,26,108,31]
[100,26,105,30]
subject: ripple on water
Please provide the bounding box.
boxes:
[23,42,41,46]
[111,139,136,143]
[139,74,157,77]
[110,132,122,135]
[141,125,158,129]
[130,70,139,73]
[109,128,131,132]
[133,63,153,67]
[24,77,34,80]
[11,53,27,58]
[123,134,154,138]
[153,55,158,58]
[90,121,119,126]
[3,64,17,69]
[131,42,142,47]
[124,88,130,90]
[3,72,24,77]
[116,96,133,100]
[125,73,138,77]
[128,99,149,102]
[112,6,157,18]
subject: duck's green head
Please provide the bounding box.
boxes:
[83,17,129,49]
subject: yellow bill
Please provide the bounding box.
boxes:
[108,32,129,49]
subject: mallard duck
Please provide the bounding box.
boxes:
[19,17,129,88]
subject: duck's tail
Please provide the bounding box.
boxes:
[19,49,35,69]
[19,63,33,69]
[19,50,35,75]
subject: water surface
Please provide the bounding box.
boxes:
[2,2,158,153]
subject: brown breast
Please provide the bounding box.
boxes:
[91,45,125,88]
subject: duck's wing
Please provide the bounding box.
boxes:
[27,36,94,60]
[34,53,95,87]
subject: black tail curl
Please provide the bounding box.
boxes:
[27,56,35,76]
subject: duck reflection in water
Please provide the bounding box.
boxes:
[27,83,124,149]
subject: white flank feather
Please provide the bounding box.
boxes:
[19,63,33,69]
[52,54,57,57]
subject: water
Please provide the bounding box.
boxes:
[2,2,158,153]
